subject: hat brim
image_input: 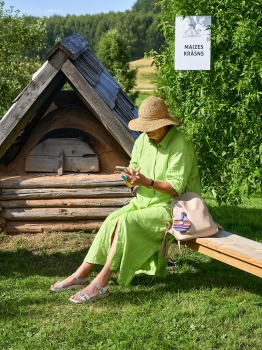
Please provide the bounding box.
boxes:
[128,115,181,132]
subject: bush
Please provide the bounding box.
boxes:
[152,0,262,204]
[0,2,47,117]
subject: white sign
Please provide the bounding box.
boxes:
[175,16,211,70]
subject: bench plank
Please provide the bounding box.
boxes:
[184,230,262,278]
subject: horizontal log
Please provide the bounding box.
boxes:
[0,197,131,209]
[4,220,103,234]
[2,207,118,221]
[0,186,132,200]
[0,173,124,189]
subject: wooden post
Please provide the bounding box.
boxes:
[58,151,64,176]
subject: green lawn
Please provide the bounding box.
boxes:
[0,196,261,350]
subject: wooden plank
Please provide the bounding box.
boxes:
[185,241,262,278]
[0,174,125,189]
[4,220,103,234]
[26,138,96,157]
[195,230,262,267]
[25,155,99,173]
[61,59,135,156]
[0,50,67,159]
[184,230,262,278]
[0,187,131,200]
[2,207,118,220]
[0,197,131,208]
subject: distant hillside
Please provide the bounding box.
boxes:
[130,57,156,92]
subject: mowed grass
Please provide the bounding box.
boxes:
[0,196,261,350]
[130,57,156,92]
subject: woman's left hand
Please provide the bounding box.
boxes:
[122,167,151,187]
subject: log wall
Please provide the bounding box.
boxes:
[0,174,132,234]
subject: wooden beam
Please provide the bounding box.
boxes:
[57,151,64,176]
[0,50,67,159]
[0,174,125,189]
[2,207,118,220]
[4,220,103,234]
[0,197,131,208]
[0,186,131,200]
[61,59,135,156]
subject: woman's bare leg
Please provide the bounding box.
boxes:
[70,220,120,301]
[50,261,94,290]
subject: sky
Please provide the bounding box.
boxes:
[3,0,136,17]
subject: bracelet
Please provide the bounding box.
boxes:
[147,179,155,189]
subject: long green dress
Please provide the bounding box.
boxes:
[84,126,201,286]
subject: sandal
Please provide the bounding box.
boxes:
[50,272,88,292]
[69,281,109,304]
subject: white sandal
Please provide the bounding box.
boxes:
[69,281,109,304]
[50,272,88,292]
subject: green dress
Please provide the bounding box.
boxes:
[84,126,201,286]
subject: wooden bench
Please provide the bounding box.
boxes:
[182,230,262,278]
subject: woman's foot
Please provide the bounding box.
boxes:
[69,281,109,303]
[50,272,88,292]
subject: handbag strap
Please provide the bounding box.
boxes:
[159,222,171,257]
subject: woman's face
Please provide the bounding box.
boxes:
[146,125,170,144]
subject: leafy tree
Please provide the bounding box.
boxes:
[132,0,159,13]
[97,29,138,99]
[152,0,262,204]
[0,2,47,117]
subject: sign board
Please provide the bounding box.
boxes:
[175,16,211,70]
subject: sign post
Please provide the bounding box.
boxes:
[175,16,211,70]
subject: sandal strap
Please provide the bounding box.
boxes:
[72,272,87,284]
[55,280,66,288]
[77,292,91,301]
[91,281,109,294]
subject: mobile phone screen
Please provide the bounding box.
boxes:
[115,166,126,171]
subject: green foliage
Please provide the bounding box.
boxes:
[152,0,262,204]
[132,0,159,13]
[97,29,138,99]
[0,2,47,117]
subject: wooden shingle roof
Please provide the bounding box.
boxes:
[0,33,139,165]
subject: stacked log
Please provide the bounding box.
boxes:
[0,174,132,234]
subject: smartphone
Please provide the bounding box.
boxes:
[115,166,126,172]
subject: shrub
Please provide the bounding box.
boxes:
[152,0,262,204]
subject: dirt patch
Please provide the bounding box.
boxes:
[130,57,156,92]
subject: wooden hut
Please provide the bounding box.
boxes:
[0,34,139,234]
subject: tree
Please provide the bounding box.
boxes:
[152,0,262,204]
[132,0,159,13]
[97,29,137,99]
[0,2,47,117]
[42,4,164,61]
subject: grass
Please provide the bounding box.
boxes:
[0,196,261,349]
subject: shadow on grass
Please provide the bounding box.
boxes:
[0,247,89,277]
[0,245,261,296]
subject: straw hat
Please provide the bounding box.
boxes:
[128,96,181,132]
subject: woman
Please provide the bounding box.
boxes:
[50,96,201,303]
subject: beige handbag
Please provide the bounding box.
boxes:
[170,192,220,247]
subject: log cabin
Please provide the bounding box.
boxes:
[0,34,138,234]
